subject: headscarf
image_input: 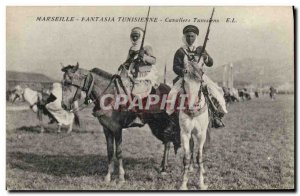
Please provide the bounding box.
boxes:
[182,33,198,51]
[130,27,144,51]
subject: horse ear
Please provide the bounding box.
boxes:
[72,62,79,71]
[61,63,67,72]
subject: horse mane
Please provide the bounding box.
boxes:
[90,68,113,80]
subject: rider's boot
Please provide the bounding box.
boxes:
[211,114,225,128]
[206,95,226,128]
[168,112,178,127]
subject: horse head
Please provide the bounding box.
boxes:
[182,61,205,113]
[61,62,90,110]
[61,62,86,111]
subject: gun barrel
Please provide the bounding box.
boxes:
[198,7,215,62]
[140,6,151,50]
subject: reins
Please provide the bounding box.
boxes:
[69,73,127,113]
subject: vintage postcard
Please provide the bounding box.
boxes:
[6,6,294,191]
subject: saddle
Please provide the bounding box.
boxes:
[115,78,170,114]
[116,71,153,100]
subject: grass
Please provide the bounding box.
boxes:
[6,94,294,190]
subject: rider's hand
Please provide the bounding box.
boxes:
[138,49,145,59]
[182,68,187,75]
[201,53,209,63]
[182,68,190,75]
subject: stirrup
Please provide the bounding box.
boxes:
[212,117,225,128]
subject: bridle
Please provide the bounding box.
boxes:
[182,65,207,117]
[62,68,128,112]
[62,68,95,111]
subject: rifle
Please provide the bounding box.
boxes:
[188,8,215,78]
[140,6,151,54]
[132,6,151,77]
[198,7,215,63]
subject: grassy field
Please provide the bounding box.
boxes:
[6,94,294,190]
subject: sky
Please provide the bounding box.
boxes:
[6,6,294,81]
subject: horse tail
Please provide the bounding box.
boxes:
[74,112,81,127]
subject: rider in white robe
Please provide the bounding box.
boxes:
[117,27,158,99]
[45,83,74,126]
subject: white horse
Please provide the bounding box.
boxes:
[9,83,78,133]
[179,62,210,190]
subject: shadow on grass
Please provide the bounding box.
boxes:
[16,125,89,134]
[16,126,41,133]
[7,151,160,179]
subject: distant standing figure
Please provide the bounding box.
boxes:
[270,86,276,100]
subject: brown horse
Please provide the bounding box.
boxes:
[60,63,180,183]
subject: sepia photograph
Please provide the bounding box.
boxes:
[6,6,294,191]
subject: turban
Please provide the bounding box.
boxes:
[131,27,144,35]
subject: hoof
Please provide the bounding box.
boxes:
[67,130,72,134]
[118,178,125,185]
[179,185,188,190]
[188,166,194,172]
[119,175,125,183]
[199,183,208,190]
[160,171,167,176]
[104,175,111,183]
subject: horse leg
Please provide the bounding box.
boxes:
[160,142,170,174]
[67,114,74,134]
[38,111,45,133]
[57,123,62,133]
[103,127,115,183]
[179,123,192,190]
[189,137,194,172]
[166,142,171,167]
[195,118,208,190]
[67,122,73,134]
[115,129,125,183]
